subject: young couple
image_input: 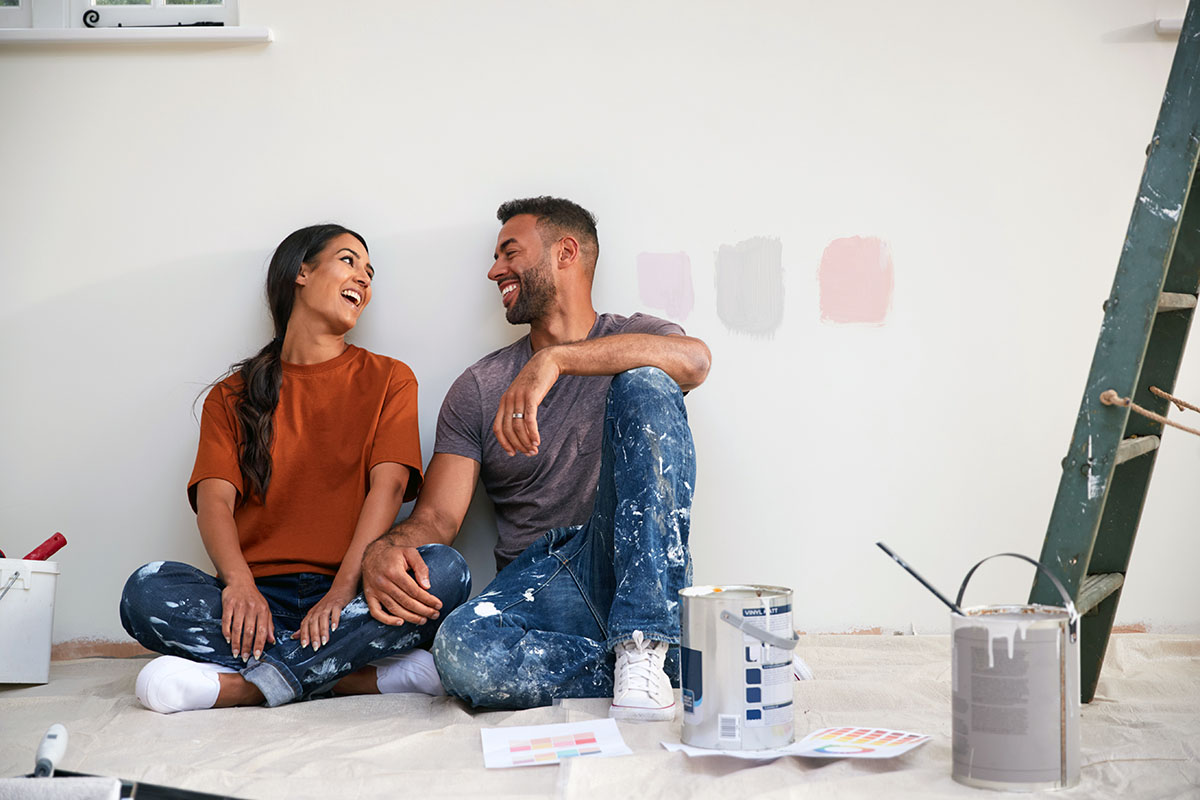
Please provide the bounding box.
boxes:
[120,197,711,721]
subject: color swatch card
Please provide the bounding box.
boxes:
[481,719,632,768]
[793,727,930,759]
[662,727,929,761]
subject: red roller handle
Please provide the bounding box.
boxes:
[23,532,67,561]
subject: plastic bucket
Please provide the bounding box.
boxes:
[951,553,1081,791]
[0,558,60,683]
[679,584,797,750]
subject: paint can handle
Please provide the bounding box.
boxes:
[718,610,799,650]
[955,553,1079,643]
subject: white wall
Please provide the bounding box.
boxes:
[2,0,1197,645]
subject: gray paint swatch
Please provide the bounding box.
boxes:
[714,236,784,337]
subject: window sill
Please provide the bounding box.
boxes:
[0,26,272,45]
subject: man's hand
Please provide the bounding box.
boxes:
[362,537,444,626]
[221,579,275,661]
[494,349,561,457]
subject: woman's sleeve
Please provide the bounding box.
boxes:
[368,363,424,501]
[187,384,244,511]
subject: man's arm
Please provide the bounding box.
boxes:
[360,452,481,625]
[494,332,711,457]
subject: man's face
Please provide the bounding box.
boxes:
[489,214,557,325]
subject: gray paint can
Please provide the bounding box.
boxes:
[951,553,1081,791]
[679,584,798,750]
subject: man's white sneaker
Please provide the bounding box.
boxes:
[609,630,675,721]
[135,655,236,714]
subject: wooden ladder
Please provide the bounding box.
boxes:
[1030,0,1200,703]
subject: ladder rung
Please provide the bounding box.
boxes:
[1077,573,1124,616]
[1157,292,1197,312]
[1114,435,1161,465]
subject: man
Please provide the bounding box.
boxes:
[361,196,710,719]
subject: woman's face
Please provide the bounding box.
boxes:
[293,232,374,332]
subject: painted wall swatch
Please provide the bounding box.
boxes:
[714,236,784,337]
[637,252,694,321]
[818,236,894,325]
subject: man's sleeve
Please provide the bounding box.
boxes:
[368,363,425,502]
[620,311,686,338]
[433,369,484,462]
[187,384,244,511]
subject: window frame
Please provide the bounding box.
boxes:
[70,0,236,28]
[0,0,238,29]
[0,0,32,28]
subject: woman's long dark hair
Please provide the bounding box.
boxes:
[232,224,368,505]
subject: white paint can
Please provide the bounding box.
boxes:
[679,584,797,750]
[951,553,1081,791]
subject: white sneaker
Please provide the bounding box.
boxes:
[373,648,445,696]
[135,655,236,714]
[609,631,675,721]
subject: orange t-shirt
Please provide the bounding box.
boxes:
[188,345,423,578]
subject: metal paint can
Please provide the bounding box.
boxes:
[951,553,1081,791]
[679,584,798,750]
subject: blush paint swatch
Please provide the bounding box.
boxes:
[637,252,694,321]
[818,236,893,325]
[714,236,784,337]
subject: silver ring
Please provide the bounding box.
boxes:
[512,412,525,419]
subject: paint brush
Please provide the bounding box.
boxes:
[876,542,964,616]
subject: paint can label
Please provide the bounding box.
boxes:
[951,608,1080,790]
[741,604,793,727]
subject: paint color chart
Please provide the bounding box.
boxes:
[796,727,930,758]
[481,719,631,769]
[662,726,930,761]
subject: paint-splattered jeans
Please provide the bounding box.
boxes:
[119,543,471,706]
[433,367,695,709]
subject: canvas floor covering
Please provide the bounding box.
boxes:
[1,634,1197,799]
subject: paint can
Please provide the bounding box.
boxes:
[951,553,1081,791]
[679,584,798,750]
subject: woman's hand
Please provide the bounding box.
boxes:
[221,580,276,661]
[294,582,358,651]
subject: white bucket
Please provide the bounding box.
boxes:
[0,558,60,683]
[951,553,1081,791]
[679,584,797,750]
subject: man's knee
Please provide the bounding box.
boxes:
[416,544,471,611]
[431,605,485,700]
[610,366,680,400]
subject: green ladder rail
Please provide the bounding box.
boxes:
[1030,0,1200,704]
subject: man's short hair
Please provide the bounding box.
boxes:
[497,196,599,274]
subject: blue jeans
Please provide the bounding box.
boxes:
[119,543,471,706]
[433,368,696,709]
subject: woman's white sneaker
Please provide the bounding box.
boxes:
[609,631,675,721]
[135,655,236,714]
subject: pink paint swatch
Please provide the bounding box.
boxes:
[637,252,694,321]
[818,237,893,325]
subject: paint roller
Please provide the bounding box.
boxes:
[0,533,68,562]
[33,724,68,778]
[23,533,67,561]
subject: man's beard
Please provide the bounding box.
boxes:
[506,254,556,325]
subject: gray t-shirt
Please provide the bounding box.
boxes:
[435,312,685,568]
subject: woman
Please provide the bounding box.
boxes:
[120,224,470,713]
